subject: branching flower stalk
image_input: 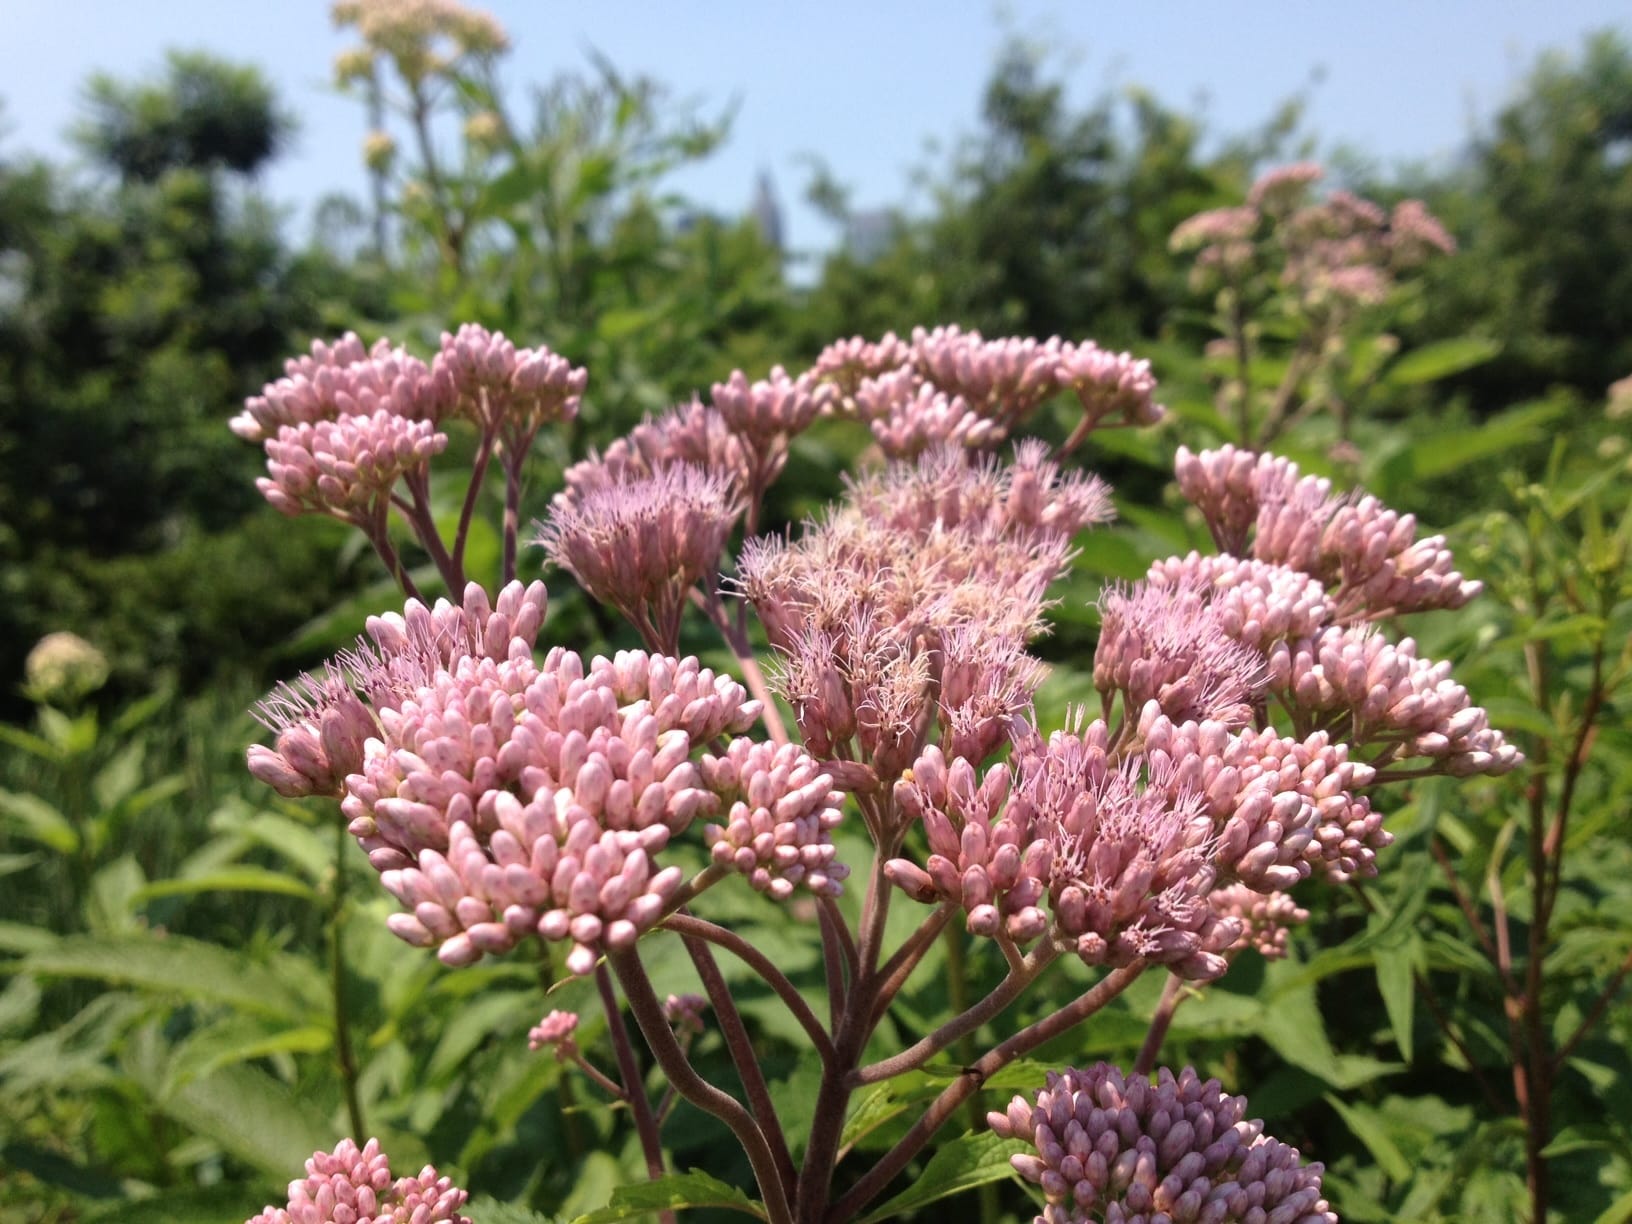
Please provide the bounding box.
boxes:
[238,308,1518,1223]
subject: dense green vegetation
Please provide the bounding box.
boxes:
[1,19,1630,1224]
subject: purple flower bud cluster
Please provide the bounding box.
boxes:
[809,331,913,396]
[1269,628,1521,776]
[246,1137,470,1224]
[700,738,848,898]
[528,1009,581,1058]
[663,992,709,1035]
[232,333,455,442]
[1094,577,1267,728]
[804,326,1163,456]
[1211,884,1309,961]
[988,1064,1334,1224]
[1138,704,1388,885]
[437,322,586,439]
[709,366,823,449]
[257,410,449,520]
[248,666,377,799]
[1173,163,1452,309]
[889,723,1241,982]
[536,464,741,652]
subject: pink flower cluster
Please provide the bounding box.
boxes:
[1172,164,1454,307]
[1094,577,1267,728]
[741,445,1104,781]
[699,737,849,899]
[889,720,1240,982]
[537,464,741,652]
[528,1009,581,1059]
[989,1064,1334,1224]
[1162,445,1518,777]
[246,1138,469,1224]
[249,582,848,974]
[237,325,584,521]
[809,326,1163,458]
[257,411,448,520]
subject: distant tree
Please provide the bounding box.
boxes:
[1412,31,1632,403]
[77,50,294,181]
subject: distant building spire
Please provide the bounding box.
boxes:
[751,170,784,253]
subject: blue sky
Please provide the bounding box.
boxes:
[3,1,1628,256]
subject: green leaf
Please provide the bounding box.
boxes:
[159,1062,332,1178]
[86,1186,271,1224]
[20,934,320,1021]
[0,1141,123,1199]
[0,920,59,954]
[0,788,79,852]
[0,851,41,878]
[0,722,63,762]
[1324,1094,1413,1184]
[1384,336,1500,385]
[170,1017,333,1083]
[857,1130,1027,1224]
[92,739,146,809]
[132,867,316,905]
[1372,935,1420,1063]
[463,1199,562,1224]
[567,1169,767,1222]
[1594,1188,1632,1224]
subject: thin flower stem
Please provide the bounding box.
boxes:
[818,895,859,985]
[568,1051,628,1100]
[610,949,793,1224]
[1132,972,1187,1076]
[451,426,496,576]
[663,912,835,1065]
[363,509,422,602]
[681,930,799,1199]
[852,942,1059,1086]
[329,818,366,1141]
[702,590,789,745]
[660,863,729,920]
[593,963,671,1217]
[816,899,850,1029]
[502,450,524,586]
[833,962,1147,1222]
[398,472,462,591]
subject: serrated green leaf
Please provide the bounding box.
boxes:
[857,1130,1026,1224]
[568,1169,766,1222]
[170,1016,333,1084]
[20,935,320,1021]
[1372,937,1419,1062]
[160,1062,332,1178]
[0,788,79,852]
[1324,1094,1412,1184]
[132,867,316,905]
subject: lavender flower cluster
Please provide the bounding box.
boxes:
[990,1064,1334,1224]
